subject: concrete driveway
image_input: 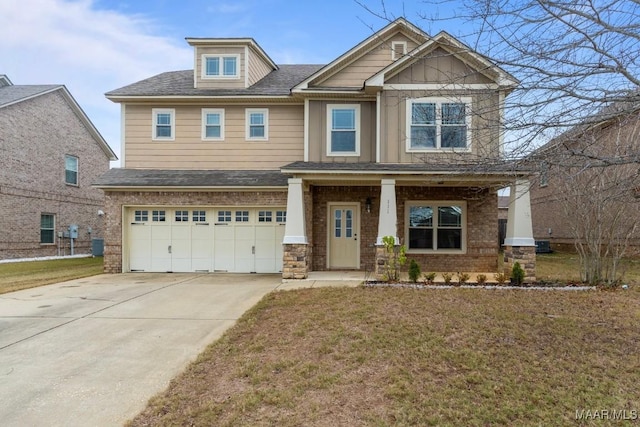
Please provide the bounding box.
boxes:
[0,273,283,427]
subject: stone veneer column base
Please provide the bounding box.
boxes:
[282,243,309,279]
[504,245,536,283]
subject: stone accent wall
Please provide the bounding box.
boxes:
[282,243,308,279]
[503,245,536,282]
[103,189,287,273]
[0,91,111,260]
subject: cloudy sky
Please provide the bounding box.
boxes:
[0,0,467,166]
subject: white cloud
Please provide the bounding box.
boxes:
[0,0,193,166]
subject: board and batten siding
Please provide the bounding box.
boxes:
[124,104,304,170]
[307,100,376,163]
[316,34,419,88]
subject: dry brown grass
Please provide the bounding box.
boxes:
[128,283,640,426]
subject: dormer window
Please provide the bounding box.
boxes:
[202,54,239,79]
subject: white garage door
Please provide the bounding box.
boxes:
[128,207,286,273]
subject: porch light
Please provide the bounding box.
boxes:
[366,197,372,213]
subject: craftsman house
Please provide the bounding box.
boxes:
[95,18,536,279]
[0,75,117,260]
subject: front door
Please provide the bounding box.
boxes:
[328,203,359,269]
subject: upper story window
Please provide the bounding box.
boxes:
[65,155,78,185]
[406,98,471,151]
[327,104,360,156]
[246,109,268,140]
[202,109,224,140]
[391,41,407,60]
[406,202,466,252]
[203,54,239,79]
[152,108,175,141]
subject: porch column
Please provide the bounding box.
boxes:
[282,178,308,279]
[375,179,398,278]
[504,179,536,282]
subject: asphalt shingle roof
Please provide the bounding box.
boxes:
[0,84,61,108]
[93,168,290,187]
[105,64,324,97]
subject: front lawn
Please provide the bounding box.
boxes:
[0,256,104,294]
[128,284,640,426]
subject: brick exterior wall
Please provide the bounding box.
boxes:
[0,91,111,260]
[310,185,499,274]
[103,190,287,273]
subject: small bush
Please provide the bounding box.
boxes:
[408,260,421,283]
[423,272,436,285]
[457,272,470,285]
[494,272,508,285]
[442,272,453,284]
[511,262,526,285]
[476,274,487,285]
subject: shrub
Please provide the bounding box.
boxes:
[408,259,421,283]
[511,262,526,285]
[442,272,453,284]
[457,272,470,285]
[381,236,406,282]
[494,272,508,285]
[423,272,436,285]
[476,274,487,285]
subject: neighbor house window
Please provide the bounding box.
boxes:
[391,41,407,60]
[407,98,471,151]
[406,202,465,252]
[202,54,239,78]
[246,109,268,140]
[539,161,549,187]
[65,155,78,185]
[327,104,360,156]
[152,109,175,140]
[202,109,224,140]
[40,214,55,244]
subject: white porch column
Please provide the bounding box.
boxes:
[376,179,398,245]
[283,178,307,244]
[504,179,535,246]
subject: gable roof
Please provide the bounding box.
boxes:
[0,78,117,161]
[364,31,519,92]
[293,18,429,92]
[106,64,323,99]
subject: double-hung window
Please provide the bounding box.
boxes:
[203,55,239,79]
[40,214,55,244]
[327,104,360,156]
[202,109,224,140]
[65,155,78,185]
[246,109,268,140]
[152,109,175,141]
[406,202,465,252]
[407,98,470,151]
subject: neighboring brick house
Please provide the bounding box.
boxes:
[529,97,640,254]
[0,75,117,260]
[95,19,536,279]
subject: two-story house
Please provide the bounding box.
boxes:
[95,19,536,280]
[0,75,117,260]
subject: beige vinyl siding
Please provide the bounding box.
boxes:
[248,46,274,86]
[307,100,376,162]
[124,104,304,170]
[316,34,419,88]
[387,47,495,85]
[380,90,501,163]
[195,46,246,89]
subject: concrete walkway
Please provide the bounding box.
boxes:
[1,273,338,427]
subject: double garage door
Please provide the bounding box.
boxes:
[128,207,286,273]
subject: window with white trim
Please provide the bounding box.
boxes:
[40,214,55,244]
[152,108,175,141]
[202,109,224,140]
[406,202,465,252]
[258,211,272,222]
[276,210,286,223]
[236,210,250,222]
[65,155,78,185]
[134,210,149,222]
[217,210,231,222]
[192,210,207,222]
[152,210,166,222]
[327,104,360,156]
[246,109,268,140]
[391,41,407,60]
[175,210,189,222]
[406,98,471,151]
[202,54,239,79]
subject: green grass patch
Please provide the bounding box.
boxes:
[128,285,640,426]
[0,257,104,294]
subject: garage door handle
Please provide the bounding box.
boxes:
[168,245,172,254]
[252,246,255,255]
